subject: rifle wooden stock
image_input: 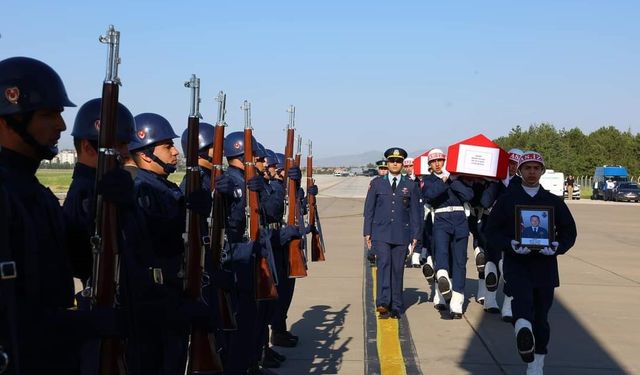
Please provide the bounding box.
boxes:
[307,154,325,262]
[208,93,237,331]
[243,103,278,301]
[184,75,223,374]
[93,26,127,375]
[284,127,307,278]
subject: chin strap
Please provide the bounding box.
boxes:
[142,148,176,174]
[5,113,58,160]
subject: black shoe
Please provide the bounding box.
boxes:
[422,263,435,281]
[271,331,297,348]
[475,251,486,273]
[267,347,286,362]
[502,315,513,323]
[485,272,498,292]
[390,310,401,319]
[516,326,535,363]
[450,312,463,319]
[378,310,391,319]
[376,303,390,314]
[282,330,299,343]
[367,254,376,266]
[485,307,500,314]
[437,276,452,298]
[261,351,281,369]
[434,304,447,311]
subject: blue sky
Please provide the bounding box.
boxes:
[2,1,638,158]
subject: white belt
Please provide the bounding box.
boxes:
[434,206,465,214]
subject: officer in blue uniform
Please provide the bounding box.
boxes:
[485,151,576,374]
[364,148,421,319]
[130,112,212,374]
[421,148,474,319]
[376,159,388,176]
[481,148,523,320]
[0,57,120,374]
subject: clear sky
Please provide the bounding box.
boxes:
[2,1,638,158]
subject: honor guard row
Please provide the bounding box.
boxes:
[0,31,324,375]
[364,145,576,375]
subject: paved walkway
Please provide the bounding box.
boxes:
[271,176,640,375]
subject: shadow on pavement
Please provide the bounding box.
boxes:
[458,278,631,375]
[286,304,353,374]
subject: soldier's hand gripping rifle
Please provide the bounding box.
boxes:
[284,106,307,278]
[307,140,326,261]
[91,25,127,375]
[183,75,223,374]
[208,92,237,331]
[242,101,278,300]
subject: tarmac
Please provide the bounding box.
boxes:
[270,175,640,375]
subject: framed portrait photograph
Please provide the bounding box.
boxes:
[515,205,555,250]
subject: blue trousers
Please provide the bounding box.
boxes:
[270,232,296,333]
[511,282,555,355]
[432,228,468,293]
[373,240,406,312]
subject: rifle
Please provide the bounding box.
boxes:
[284,106,307,278]
[208,91,237,331]
[183,75,223,374]
[241,101,278,301]
[91,25,127,375]
[307,140,325,261]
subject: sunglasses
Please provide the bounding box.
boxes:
[387,158,403,164]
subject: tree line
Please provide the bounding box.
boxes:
[493,123,640,177]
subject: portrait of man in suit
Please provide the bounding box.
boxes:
[520,211,551,246]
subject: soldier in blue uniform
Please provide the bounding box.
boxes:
[0,57,121,374]
[485,151,576,374]
[130,112,212,374]
[63,98,136,285]
[216,131,276,375]
[178,122,216,192]
[467,179,492,307]
[364,147,421,319]
[481,148,523,319]
[421,148,474,318]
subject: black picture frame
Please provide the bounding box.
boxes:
[515,205,555,250]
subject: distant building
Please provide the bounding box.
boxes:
[46,149,77,165]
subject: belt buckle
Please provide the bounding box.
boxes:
[0,261,17,280]
[150,267,164,285]
[446,206,453,212]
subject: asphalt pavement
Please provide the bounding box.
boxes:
[270,175,640,375]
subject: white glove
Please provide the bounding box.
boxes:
[511,240,531,255]
[540,241,559,256]
[406,243,414,258]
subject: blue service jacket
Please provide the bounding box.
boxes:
[134,169,185,288]
[485,184,577,287]
[62,163,97,282]
[421,174,474,238]
[481,175,523,209]
[363,174,421,245]
[261,177,285,224]
[224,166,248,243]
[0,149,91,373]
[179,165,212,193]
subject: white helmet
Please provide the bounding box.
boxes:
[508,148,524,163]
[427,148,446,162]
[518,151,545,173]
[403,157,414,166]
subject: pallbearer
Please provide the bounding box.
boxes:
[485,151,576,374]
[481,148,523,319]
[421,148,474,319]
[364,148,421,319]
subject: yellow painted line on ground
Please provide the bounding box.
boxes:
[372,267,407,375]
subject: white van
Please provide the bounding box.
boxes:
[540,169,565,198]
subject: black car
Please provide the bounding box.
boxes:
[613,182,640,202]
[362,168,378,177]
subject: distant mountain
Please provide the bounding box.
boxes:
[315,149,426,168]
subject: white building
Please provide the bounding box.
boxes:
[50,149,77,165]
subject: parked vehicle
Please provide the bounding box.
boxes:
[563,183,581,200]
[613,182,640,202]
[540,169,565,198]
[592,165,629,200]
[362,168,377,177]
